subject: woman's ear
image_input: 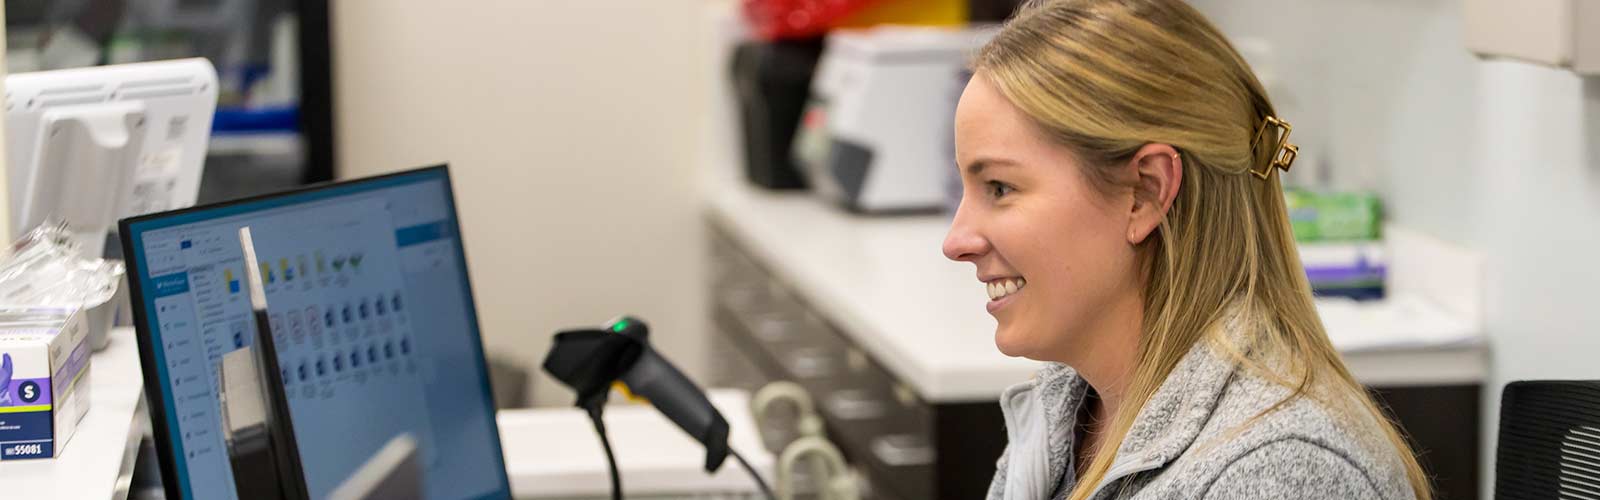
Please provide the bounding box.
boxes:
[1126,143,1183,245]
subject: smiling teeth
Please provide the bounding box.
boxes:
[987,278,1027,301]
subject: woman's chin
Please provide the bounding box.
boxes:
[993,326,1033,358]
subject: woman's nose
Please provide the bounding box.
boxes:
[943,205,989,262]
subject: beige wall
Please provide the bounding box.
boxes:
[333,1,711,407]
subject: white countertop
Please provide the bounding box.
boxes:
[2,327,147,500]
[3,330,781,500]
[4,332,782,500]
[705,182,1486,402]
[498,389,772,498]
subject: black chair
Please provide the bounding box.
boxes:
[1496,380,1600,499]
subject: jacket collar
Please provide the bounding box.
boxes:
[1108,336,1238,471]
[1027,313,1248,498]
[997,362,1089,500]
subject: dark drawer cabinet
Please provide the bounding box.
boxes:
[708,227,1001,500]
[706,224,1478,500]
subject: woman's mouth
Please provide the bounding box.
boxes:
[985,277,1026,313]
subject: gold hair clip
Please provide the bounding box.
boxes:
[1249,116,1298,179]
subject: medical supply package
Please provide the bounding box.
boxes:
[0,307,89,460]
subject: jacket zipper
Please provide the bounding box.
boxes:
[1082,458,1163,500]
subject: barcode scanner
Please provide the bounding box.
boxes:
[542,316,730,470]
[542,316,767,500]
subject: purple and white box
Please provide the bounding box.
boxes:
[0,307,89,460]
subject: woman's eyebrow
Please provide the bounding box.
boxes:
[965,157,1021,176]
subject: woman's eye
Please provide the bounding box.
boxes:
[987,181,1014,199]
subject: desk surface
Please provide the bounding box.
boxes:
[499,389,773,498]
[1,327,146,500]
[705,182,1486,402]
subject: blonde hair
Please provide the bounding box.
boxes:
[972,1,1432,499]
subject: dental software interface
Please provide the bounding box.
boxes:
[124,169,510,500]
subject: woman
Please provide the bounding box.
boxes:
[941,1,1431,499]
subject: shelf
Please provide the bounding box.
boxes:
[0,327,147,500]
[704,178,1487,401]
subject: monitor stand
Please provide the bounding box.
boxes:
[327,435,423,500]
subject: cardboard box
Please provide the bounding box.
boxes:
[0,307,90,460]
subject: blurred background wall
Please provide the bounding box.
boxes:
[1192,0,1600,494]
[331,0,715,407]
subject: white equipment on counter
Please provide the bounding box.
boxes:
[498,389,774,499]
[4,58,217,257]
[794,26,994,213]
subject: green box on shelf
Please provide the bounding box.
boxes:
[1283,188,1382,242]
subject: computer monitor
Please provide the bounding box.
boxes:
[5,58,216,256]
[119,165,512,500]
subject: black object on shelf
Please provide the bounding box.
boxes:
[1495,380,1600,499]
[969,0,1028,22]
[730,38,824,190]
[297,0,338,185]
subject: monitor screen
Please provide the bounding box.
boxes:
[120,166,510,500]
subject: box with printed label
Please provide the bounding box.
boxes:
[0,307,89,460]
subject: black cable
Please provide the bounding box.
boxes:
[730,447,776,500]
[585,405,623,500]
[585,402,771,500]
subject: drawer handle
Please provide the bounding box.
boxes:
[824,389,888,421]
[755,316,796,341]
[870,434,935,467]
[786,348,839,378]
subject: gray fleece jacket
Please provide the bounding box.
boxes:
[985,324,1418,500]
